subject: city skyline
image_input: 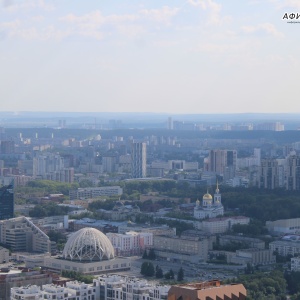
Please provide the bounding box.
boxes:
[1,0,299,113]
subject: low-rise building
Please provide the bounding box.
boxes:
[98,201,141,221]
[106,231,153,256]
[168,280,246,300]
[152,233,211,263]
[2,269,52,300]
[269,237,300,257]
[219,235,265,249]
[230,248,276,265]
[69,186,123,200]
[200,216,250,234]
[266,218,300,235]
[291,257,300,271]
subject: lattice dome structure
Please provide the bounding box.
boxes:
[62,228,115,261]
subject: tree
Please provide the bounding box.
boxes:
[140,262,155,277]
[165,269,175,280]
[148,248,156,260]
[155,265,164,278]
[169,269,175,279]
[177,267,184,281]
[142,250,148,259]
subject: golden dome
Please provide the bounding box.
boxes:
[203,193,213,200]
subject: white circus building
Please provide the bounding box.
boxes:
[194,184,224,220]
[62,228,115,261]
[27,228,130,275]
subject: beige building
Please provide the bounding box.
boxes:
[230,248,276,265]
[219,235,265,249]
[269,239,300,257]
[168,280,246,300]
[0,269,52,300]
[201,216,250,234]
[0,217,53,253]
[153,234,211,263]
[266,218,300,235]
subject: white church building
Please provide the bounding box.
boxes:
[194,184,224,220]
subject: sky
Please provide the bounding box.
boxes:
[0,0,299,114]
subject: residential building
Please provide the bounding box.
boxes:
[168,280,246,300]
[0,182,14,220]
[291,257,300,271]
[69,186,123,200]
[0,140,15,154]
[2,269,52,300]
[269,234,300,256]
[131,142,147,178]
[106,231,153,256]
[204,150,237,181]
[11,281,97,300]
[33,153,74,183]
[255,122,284,131]
[259,159,279,189]
[286,155,300,190]
[11,285,41,300]
[102,155,118,173]
[11,275,170,300]
[95,274,170,300]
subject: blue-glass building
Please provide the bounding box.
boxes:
[0,183,14,220]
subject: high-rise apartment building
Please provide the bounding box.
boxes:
[259,159,279,189]
[286,155,300,190]
[0,183,14,220]
[205,150,237,181]
[102,155,118,173]
[131,142,146,178]
[33,153,74,183]
[0,140,15,154]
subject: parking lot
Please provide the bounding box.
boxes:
[117,256,241,283]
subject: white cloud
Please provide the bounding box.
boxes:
[269,0,300,9]
[187,0,231,25]
[242,23,284,38]
[0,19,69,40]
[31,15,45,22]
[3,0,54,12]
[60,10,140,40]
[139,6,180,25]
